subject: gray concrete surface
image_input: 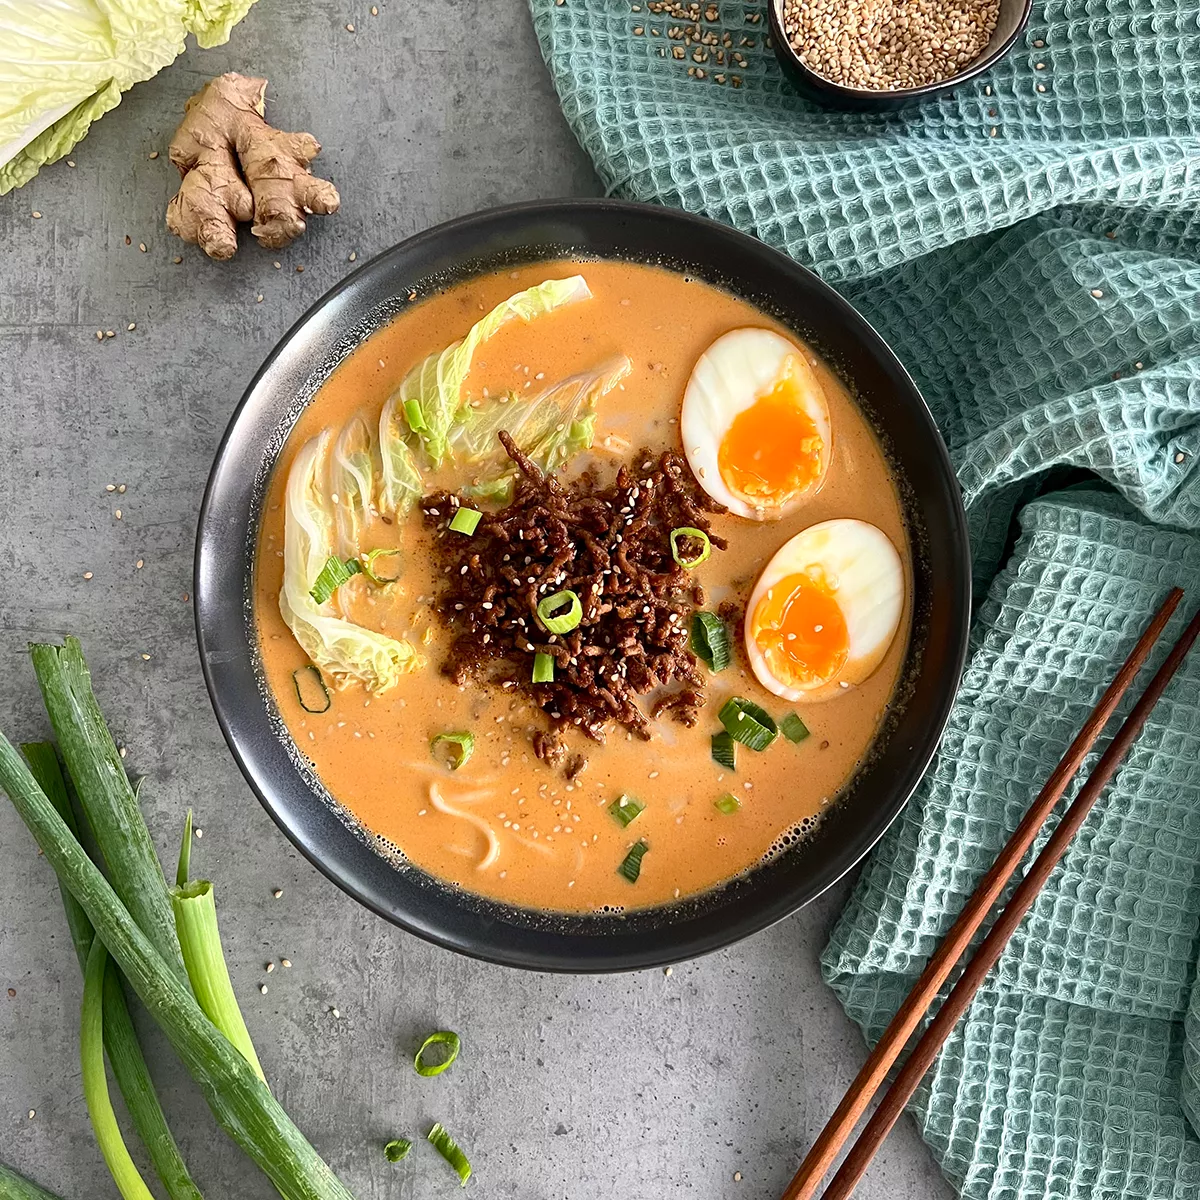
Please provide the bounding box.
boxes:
[0,2,955,1197]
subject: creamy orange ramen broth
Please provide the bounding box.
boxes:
[255,260,911,913]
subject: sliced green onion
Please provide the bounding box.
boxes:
[21,742,203,1200]
[537,590,583,634]
[171,880,266,1083]
[714,792,742,814]
[309,555,361,605]
[448,507,482,535]
[608,793,645,827]
[81,940,156,1200]
[431,732,474,770]
[617,839,649,883]
[669,526,712,569]
[414,1030,461,1077]
[711,730,737,771]
[293,664,331,714]
[175,808,193,889]
[384,1139,412,1163]
[691,611,731,672]
[532,651,555,684]
[780,713,811,743]
[403,397,427,433]
[427,1123,472,1187]
[718,697,778,751]
[361,548,403,584]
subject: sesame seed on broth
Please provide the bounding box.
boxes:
[254,259,911,913]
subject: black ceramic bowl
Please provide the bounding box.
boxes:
[195,199,970,973]
[768,0,1033,110]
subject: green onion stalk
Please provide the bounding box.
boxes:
[82,940,156,1200]
[22,742,204,1200]
[0,1161,66,1199]
[1,644,359,1200]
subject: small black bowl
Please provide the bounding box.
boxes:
[195,199,971,973]
[768,0,1033,110]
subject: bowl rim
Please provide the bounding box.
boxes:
[194,196,971,972]
[766,0,1035,106]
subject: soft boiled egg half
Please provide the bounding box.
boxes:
[681,328,832,520]
[745,519,904,703]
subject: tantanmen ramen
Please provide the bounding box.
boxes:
[254,260,911,913]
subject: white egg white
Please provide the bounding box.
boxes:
[744,519,904,703]
[680,327,832,521]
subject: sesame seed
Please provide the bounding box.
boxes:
[127,322,136,331]
[118,484,126,493]
[32,211,42,219]
[346,22,355,31]
[141,653,150,661]
[260,984,268,994]
[149,151,159,159]
[273,261,281,269]
[282,958,292,968]
[115,509,122,519]
[266,961,275,973]
[1175,451,1187,464]
[273,888,283,898]
[136,559,143,569]
[349,251,357,261]
[139,242,147,252]
[173,256,182,264]
[194,828,203,838]
[1091,288,1104,298]
[83,571,93,580]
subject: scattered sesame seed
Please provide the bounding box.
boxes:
[273,261,282,269]
[296,264,304,273]
[136,559,144,569]
[67,160,75,167]
[32,211,42,219]
[83,571,93,580]
[96,331,104,341]
[141,653,151,661]
[139,242,147,252]
[118,484,126,493]
[260,984,268,994]
[106,483,116,491]
[256,294,264,303]
[173,256,182,264]
[1037,84,1046,92]
[28,1110,35,1120]
[266,961,276,973]
[331,1007,341,1018]
[273,888,283,898]
[194,828,203,839]
[149,151,159,159]
[115,509,122,519]
[1034,38,1044,46]
[105,330,115,338]
[282,958,292,968]
[734,1172,743,1182]
[1091,288,1104,298]
[7,988,15,997]
[127,322,136,331]
[1035,61,1045,69]
[1175,451,1187,464]
[349,251,357,261]
[664,966,673,976]
[118,746,127,758]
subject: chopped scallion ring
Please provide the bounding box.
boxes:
[714,792,741,814]
[362,548,403,584]
[403,398,427,432]
[711,730,736,770]
[617,839,649,883]
[427,1123,472,1187]
[385,1138,412,1163]
[718,697,778,751]
[780,712,811,743]
[293,665,330,714]
[532,651,555,684]
[691,611,731,672]
[309,555,361,604]
[669,526,712,569]
[414,1030,461,1077]
[431,732,474,770]
[537,590,583,634]
[608,794,645,827]
[448,507,482,535]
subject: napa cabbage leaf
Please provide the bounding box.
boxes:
[394,274,593,469]
[280,431,419,692]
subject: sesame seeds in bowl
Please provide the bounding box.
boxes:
[768,0,1032,109]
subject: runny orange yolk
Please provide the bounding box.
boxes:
[716,362,825,509]
[750,568,849,689]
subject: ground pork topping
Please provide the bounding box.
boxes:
[422,431,726,744]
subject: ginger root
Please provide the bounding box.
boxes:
[165,73,339,261]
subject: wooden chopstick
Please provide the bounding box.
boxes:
[781,586,1188,1200]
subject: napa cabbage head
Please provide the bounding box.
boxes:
[0,0,258,195]
[280,431,419,693]
[396,275,593,469]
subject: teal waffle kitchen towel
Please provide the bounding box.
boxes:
[529,0,1200,1195]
